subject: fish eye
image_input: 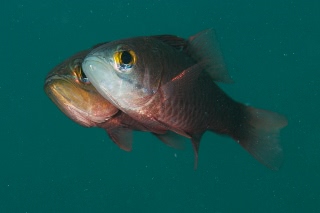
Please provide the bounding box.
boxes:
[121,51,132,64]
[80,68,90,83]
[114,50,136,72]
[75,65,90,84]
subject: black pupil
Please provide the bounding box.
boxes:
[80,68,87,79]
[121,51,132,64]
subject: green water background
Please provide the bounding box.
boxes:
[1,1,319,212]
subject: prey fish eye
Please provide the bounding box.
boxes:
[114,50,136,71]
[75,65,90,83]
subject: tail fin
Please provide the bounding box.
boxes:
[234,106,288,170]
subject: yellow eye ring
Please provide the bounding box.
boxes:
[114,50,136,71]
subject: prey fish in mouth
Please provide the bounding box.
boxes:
[44,43,186,151]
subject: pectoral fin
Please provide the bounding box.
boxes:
[160,63,204,101]
[105,127,133,151]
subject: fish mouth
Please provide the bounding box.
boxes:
[44,75,115,127]
[82,55,110,76]
[45,73,65,85]
[44,77,97,127]
[82,55,118,103]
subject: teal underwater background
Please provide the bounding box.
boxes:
[1,1,319,212]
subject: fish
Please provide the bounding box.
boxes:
[82,29,288,170]
[44,44,186,151]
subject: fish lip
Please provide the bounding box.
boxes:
[44,74,66,85]
[84,54,108,65]
[45,85,98,127]
[82,55,111,74]
[44,75,96,127]
[62,102,98,127]
[82,55,115,99]
[44,74,114,126]
[82,55,107,82]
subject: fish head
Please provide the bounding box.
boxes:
[82,37,167,111]
[44,50,119,127]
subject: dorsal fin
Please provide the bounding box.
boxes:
[151,35,188,51]
[187,29,233,83]
[151,30,233,83]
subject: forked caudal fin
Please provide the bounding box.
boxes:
[234,106,288,170]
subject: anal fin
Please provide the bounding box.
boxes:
[153,131,187,150]
[191,134,203,170]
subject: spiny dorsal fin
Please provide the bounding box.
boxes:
[151,35,188,51]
